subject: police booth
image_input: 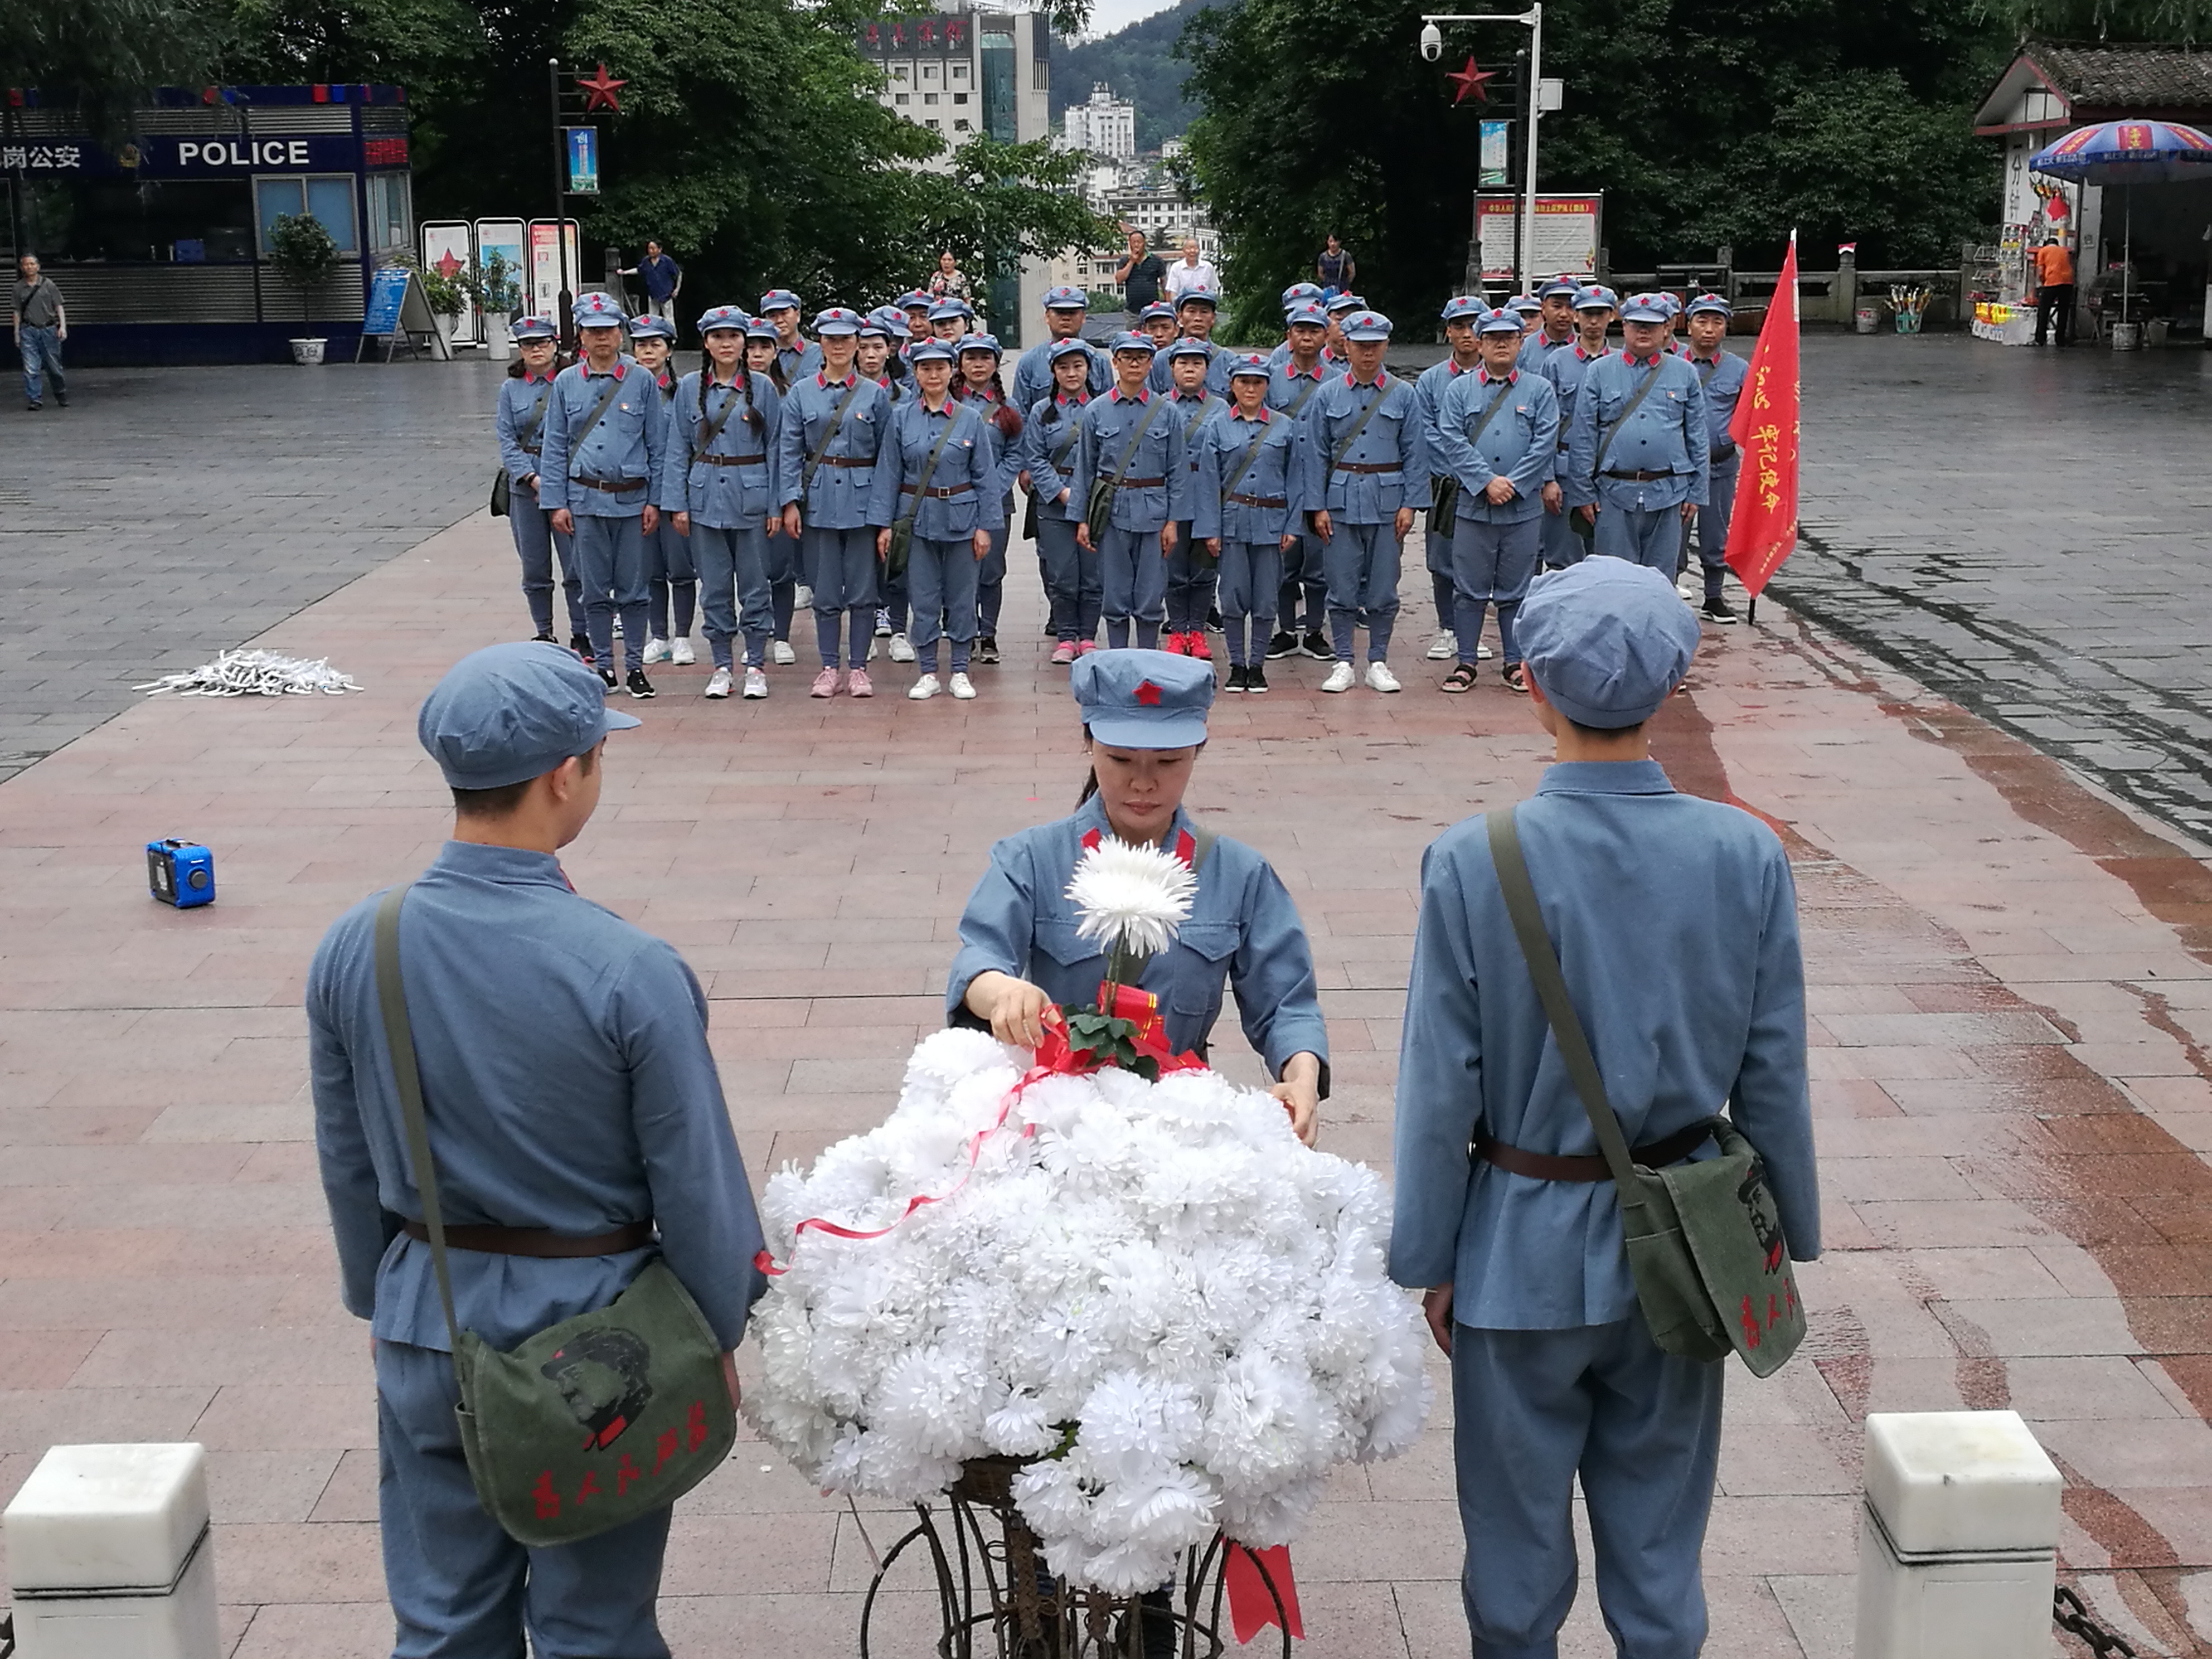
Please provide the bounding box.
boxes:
[0,84,415,364]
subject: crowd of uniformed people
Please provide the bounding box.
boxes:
[494,269,1749,704]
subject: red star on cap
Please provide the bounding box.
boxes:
[577,62,625,113]
[1134,680,1163,706]
[1447,56,1496,105]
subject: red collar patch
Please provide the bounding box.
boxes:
[1081,825,1198,865]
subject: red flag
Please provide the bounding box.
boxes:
[1724,231,1801,599]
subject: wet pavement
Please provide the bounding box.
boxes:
[1782,332,2212,846]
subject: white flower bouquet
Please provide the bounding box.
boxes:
[743,842,1432,1594]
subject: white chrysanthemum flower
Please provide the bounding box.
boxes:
[1065,838,1197,958]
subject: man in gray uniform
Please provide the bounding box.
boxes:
[1390,559,1818,1659]
[310,641,765,1658]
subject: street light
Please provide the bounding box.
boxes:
[1418,6,1543,295]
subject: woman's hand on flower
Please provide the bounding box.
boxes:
[966,971,1053,1050]
[1272,1052,1323,1147]
[1422,1284,1454,1356]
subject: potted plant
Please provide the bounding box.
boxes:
[266,211,339,363]
[419,265,466,350]
[463,250,521,361]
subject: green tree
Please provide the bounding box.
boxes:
[0,0,217,139]
[904,135,1118,297]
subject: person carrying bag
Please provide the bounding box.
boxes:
[309,642,767,1658]
[1386,559,1817,1659]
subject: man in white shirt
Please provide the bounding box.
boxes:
[1163,234,1221,305]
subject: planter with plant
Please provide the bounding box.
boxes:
[462,250,521,359]
[268,212,339,363]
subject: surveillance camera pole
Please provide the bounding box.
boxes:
[1419,6,1544,296]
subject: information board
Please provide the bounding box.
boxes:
[1474,193,1603,283]
[528,219,583,317]
[420,220,478,345]
[363,265,409,337]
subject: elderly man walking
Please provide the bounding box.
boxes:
[13,254,67,410]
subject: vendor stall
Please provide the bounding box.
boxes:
[1,84,415,365]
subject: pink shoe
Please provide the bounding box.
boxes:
[1163,631,1189,655]
[809,668,840,698]
[1187,632,1213,661]
[1075,639,1099,655]
[847,668,875,698]
[1049,640,1077,666]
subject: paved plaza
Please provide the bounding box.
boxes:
[2,345,2211,1656]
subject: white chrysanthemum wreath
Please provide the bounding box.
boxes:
[743,840,1432,1594]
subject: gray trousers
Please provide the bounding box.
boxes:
[1593,501,1689,571]
[1322,520,1403,661]
[1541,505,1587,571]
[908,534,980,671]
[1036,515,1098,641]
[1277,529,1327,633]
[1100,523,1167,648]
[1452,518,1541,668]
[1217,539,1282,666]
[689,523,774,670]
[646,516,696,641]
[573,514,650,673]
[506,487,585,639]
[377,1339,673,1659]
[1165,527,1219,633]
[1451,1316,1723,1659]
[1682,454,1739,596]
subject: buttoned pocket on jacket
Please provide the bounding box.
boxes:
[1168,921,1240,1019]
[1034,917,1102,969]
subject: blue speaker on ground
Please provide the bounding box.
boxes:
[147,838,216,908]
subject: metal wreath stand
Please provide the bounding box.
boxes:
[859,1456,1296,1659]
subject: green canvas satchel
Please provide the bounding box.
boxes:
[373,887,738,1546]
[1486,810,1807,1375]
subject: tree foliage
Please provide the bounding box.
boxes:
[1054,0,1210,152]
[0,0,219,139]
[1182,0,2026,335]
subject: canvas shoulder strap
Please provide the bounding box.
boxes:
[801,379,870,492]
[1464,378,1519,449]
[1186,819,1218,871]
[904,404,968,507]
[1181,396,1219,444]
[372,886,467,1353]
[1220,418,1273,499]
[1283,372,1323,419]
[562,373,626,478]
[1106,396,1170,489]
[1048,408,1084,472]
[515,387,552,449]
[1327,377,1394,472]
[1592,361,1668,479]
[695,375,747,452]
[1482,810,1642,1186]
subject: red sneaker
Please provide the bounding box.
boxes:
[1186,632,1213,661]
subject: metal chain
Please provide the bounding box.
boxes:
[2056,1585,2161,1659]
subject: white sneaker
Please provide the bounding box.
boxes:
[1366,660,1403,693]
[1426,631,1457,661]
[771,639,796,666]
[1477,642,1494,660]
[795,584,814,610]
[1321,661,1357,693]
[867,634,880,661]
[1676,575,1699,600]
[889,632,916,663]
[875,608,894,637]
[642,636,671,664]
[742,666,769,699]
[702,667,733,699]
[948,672,977,701]
[670,637,696,666]
[908,673,941,701]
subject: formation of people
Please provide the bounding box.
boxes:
[494,269,1749,703]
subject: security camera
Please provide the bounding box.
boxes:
[1420,22,1443,60]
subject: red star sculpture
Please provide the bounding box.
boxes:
[433,250,463,280]
[1447,56,1496,105]
[577,62,625,113]
[1134,680,1163,706]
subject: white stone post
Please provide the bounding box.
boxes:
[1855,1410,2061,1659]
[3,1444,220,1659]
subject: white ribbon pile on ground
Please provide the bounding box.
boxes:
[135,650,362,697]
[745,1026,1432,1593]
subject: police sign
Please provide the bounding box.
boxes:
[177,138,314,168]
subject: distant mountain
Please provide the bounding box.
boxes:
[1052,0,1224,152]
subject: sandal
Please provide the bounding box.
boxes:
[1501,662,1528,695]
[1441,663,1478,694]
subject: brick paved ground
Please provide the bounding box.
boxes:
[4,495,2211,1656]
[0,353,2203,1659]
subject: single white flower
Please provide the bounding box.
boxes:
[1065,838,1197,959]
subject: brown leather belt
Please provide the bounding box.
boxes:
[521,444,542,455]
[901,482,976,497]
[700,453,767,467]
[402,1219,655,1257]
[1334,462,1402,474]
[1473,1121,1711,1183]
[1602,469,1672,482]
[574,476,647,492]
[1118,476,1167,488]
[820,455,874,468]
[1228,493,1288,508]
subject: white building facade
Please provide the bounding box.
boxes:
[1061,83,1136,161]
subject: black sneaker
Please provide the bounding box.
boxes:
[25,401,40,411]
[1701,594,1739,625]
[1245,663,1269,693]
[54,389,67,407]
[626,668,656,698]
[1264,629,1298,659]
[531,631,557,644]
[571,633,594,664]
[1223,664,1248,692]
[1301,629,1331,660]
[975,635,1000,664]
[598,666,618,690]
[1205,605,1224,632]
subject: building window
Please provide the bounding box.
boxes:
[1035,61,1049,91]
[254,173,357,256]
[365,171,411,253]
[924,91,939,104]
[954,92,968,104]
[895,92,910,104]
[922,62,939,80]
[955,118,972,130]
[952,63,968,79]
[927,118,941,129]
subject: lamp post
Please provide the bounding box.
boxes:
[548,56,572,345]
[1419,5,1544,294]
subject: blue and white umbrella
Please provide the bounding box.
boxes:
[2030,120,2212,319]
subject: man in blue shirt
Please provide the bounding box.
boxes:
[1011,286,1110,416]
[619,240,682,323]
[1562,293,1709,572]
[1516,275,1580,372]
[1680,294,1750,624]
[1414,295,1488,666]
[1266,300,1333,660]
[1391,559,1817,1659]
[1071,334,1191,651]
[1535,285,1617,573]
[311,642,765,1659]
[540,291,668,698]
